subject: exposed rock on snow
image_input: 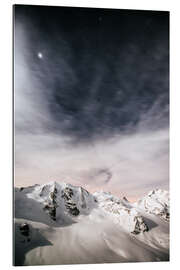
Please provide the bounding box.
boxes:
[135,189,169,221]
[42,185,58,220]
[61,187,80,216]
[19,223,30,237]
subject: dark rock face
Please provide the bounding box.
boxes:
[132,216,149,234]
[43,187,58,221]
[80,188,87,209]
[61,188,80,216]
[160,208,169,221]
[19,223,30,237]
[61,187,74,200]
[65,201,80,216]
[43,204,56,221]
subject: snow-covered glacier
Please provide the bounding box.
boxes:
[14,181,169,266]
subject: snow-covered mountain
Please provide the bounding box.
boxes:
[134,189,169,221]
[15,181,96,223]
[14,181,169,266]
[93,191,148,234]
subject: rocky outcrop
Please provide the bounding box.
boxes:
[65,201,80,216]
[19,223,30,237]
[19,223,31,242]
[43,186,58,221]
[43,204,57,221]
[61,187,74,200]
[132,215,149,234]
[80,187,87,209]
[61,187,80,216]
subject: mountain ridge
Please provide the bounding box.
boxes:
[14,181,169,265]
[15,181,169,232]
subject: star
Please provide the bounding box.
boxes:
[37,52,43,59]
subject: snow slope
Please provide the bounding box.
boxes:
[14,182,169,266]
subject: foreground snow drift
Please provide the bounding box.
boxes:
[14,181,169,266]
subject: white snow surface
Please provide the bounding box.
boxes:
[14,181,169,266]
[134,189,169,221]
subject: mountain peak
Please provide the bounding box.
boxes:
[136,189,169,221]
[147,189,169,197]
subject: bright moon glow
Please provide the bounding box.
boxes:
[37,52,43,59]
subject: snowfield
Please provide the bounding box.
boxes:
[14,181,169,266]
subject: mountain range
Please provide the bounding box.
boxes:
[14,181,169,265]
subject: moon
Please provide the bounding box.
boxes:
[37,52,43,59]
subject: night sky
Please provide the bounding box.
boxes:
[14,5,169,200]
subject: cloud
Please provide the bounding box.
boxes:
[15,127,169,200]
[14,6,169,200]
[15,7,169,141]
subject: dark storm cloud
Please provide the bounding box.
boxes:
[15,5,169,143]
[14,5,169,199]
